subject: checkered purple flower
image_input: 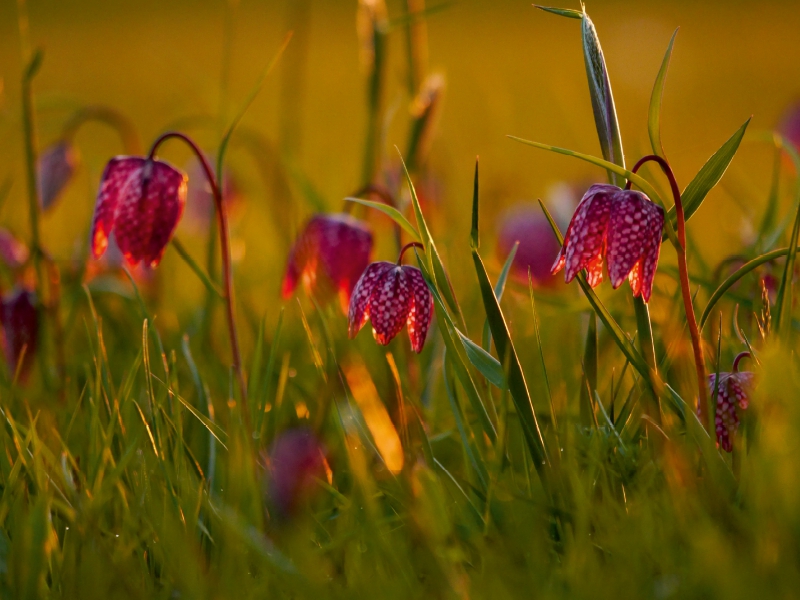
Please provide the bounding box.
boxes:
[708,370,754,453]
[551,183,665,302]
[0,288,38,380]
[91,156,187,268]
[348,257,433,353]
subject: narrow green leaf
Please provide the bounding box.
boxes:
[443,354,489,491]
[534,5,583,19]
[399,149,466,328]
[772,133,800,336]
[171,238,224,299]
[699,247,791,330]
[667,117,751,226]
[581,9,625,186]
[648,28,679,159]
[345,197,420,241]
[509,136,666,208]
[457,330,505,390]
[482,242,519,351]
[216,32,292,180]
[579,313,598,428]
[416,259,498,443]
[470,158,480,249]
[472,249,551,484]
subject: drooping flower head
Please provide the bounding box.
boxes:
[551,183,665,302]
[90,156,187,268]
[38,141,79,212]
[708,352,754,452]
[282,213,373,311]
[0,288,38,381]
[348,243,433,353]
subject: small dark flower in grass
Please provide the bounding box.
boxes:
[0,288,38,380]
[282,213,373,311]
[38,141,79,211]
[708,353,754,453]
[263,428,330,518]
[90,156,187,268]
[551,183,665,302]
[348,242,433,353]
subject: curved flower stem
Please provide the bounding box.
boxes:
[628,154,709,429]
[397,241,424,265]
[732,351,750,373]
[62,105,142,154]
[148,132,248,429]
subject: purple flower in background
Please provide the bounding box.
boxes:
[496,204,562,286]
[282,213,373,311]
[38,141,79,211]
[263,428,329,518]
[90,156,187,268]
[184,157,241,228]
[0,288,38,380]
[552,183,665,302]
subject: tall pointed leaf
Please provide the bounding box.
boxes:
[648,29,679,159]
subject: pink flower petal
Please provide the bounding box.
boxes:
[606,190,656,289]
[91,156,144,259]
[404,266,433,353]
[561,184,614,282]
[38,141,79,211]
[348,261,394,338]
[113,159,187,267]
[367,266,412,346]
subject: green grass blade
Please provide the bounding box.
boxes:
[581,9,625,186]
[472,249,551,484]
[648,28,678,159]
[580,313,598,428]
[700,247,791,330]
[457,330,505,390]
[344,197,420,241]
[667,117,751,227]
[482,241,519,351]
[171,238,224,299]
[533,5,583,19]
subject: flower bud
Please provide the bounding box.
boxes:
[38,141,79,211]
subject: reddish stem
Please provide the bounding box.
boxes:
[148,132,248,429]
[397,242,424,265]
[629,154,709,429]
[732,351,750,373]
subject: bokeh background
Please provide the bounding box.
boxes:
[0,0,797,335]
